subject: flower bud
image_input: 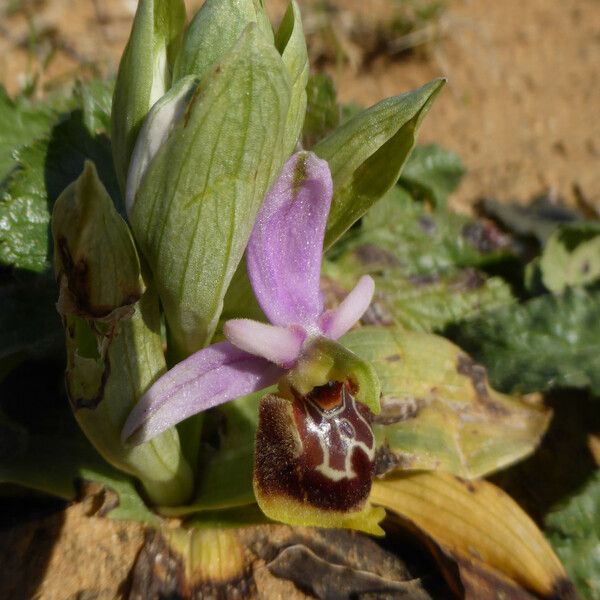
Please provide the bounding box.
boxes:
[173,0,273,83]
[52,161,144,322]
[131,25,290,358]
[125,76,199,217]
[111,0,187,190]
[52,162,193,506]
[275,1,309,154]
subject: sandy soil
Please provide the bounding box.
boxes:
[326,0,600,212]
[0,0,598,211]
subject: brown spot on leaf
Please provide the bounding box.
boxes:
[57,237,140,319]
[452,553,542,600]
[453,476,477,494]
[409,273,440,287]
[456,354,508,415]
[68,353,111,411]
[374,444,415,477]
[385,354,401,363]
[550,578,581,600]
[183,84,204,127]
[374,396,423,425]
[462,220,511,254]
[418,215,436,234]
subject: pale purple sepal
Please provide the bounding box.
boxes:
[122,341,283,444]
[247,151,333,327]
[224,319,306,368]
[319,275,375,340]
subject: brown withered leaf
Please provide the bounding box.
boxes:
[267,544,429,600]
[128,524,448,600]
[371,472,579,600]
[241,525,449,599]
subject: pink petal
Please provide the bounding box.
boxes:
[247,151,333,327]
[122,341,283,444]
[319,275,375,340]
[224,319,306,368]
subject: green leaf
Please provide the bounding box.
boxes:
[539,223,600,293]
[0,141,54,272]
[359,186,508,272]
[132,25,290,357]
[449,287,600,395]
[275,0,309,154]
[343,327,550,479]
[0,92,119,273]
[0,275,63,381]
[0,421,159,524]
[324,186,514,332]
[64,288,193,507]
[162,392,264,516]
[111,0,187,189]
[0,86,60,183]
[398,143,464,206]
[313,78,445,248]
[173,0,273,82]
[0,361,158,524]
[74,78,114,134]
[326,263,514,333]
[545,471,600,600]
[302,73,340,148]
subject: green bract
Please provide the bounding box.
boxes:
[275,0,309,154]
[51,163,193,506]
[111,0,186,190]
[131,24,291,358]
[52,162,144,320]
[173,0,272,82]
[314,78,445,248]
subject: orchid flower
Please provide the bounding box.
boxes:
[122,151,375,445]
